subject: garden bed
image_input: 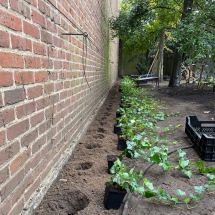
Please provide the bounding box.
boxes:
[34,80,215,215]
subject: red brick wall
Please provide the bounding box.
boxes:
[0,0,119,214]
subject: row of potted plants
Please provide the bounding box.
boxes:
[104,77,215,211]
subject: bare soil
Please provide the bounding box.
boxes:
[34,79,215,215]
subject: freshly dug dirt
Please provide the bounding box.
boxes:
[34,79,215,215]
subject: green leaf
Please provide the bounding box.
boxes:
[163,126,170,132]
[184,198,191,204]
[144,190,155,198]
[179,159,190,169]
[182,169,192,178]
[178,149,186,158]
[176,189,186,196]
[206,174,215,181]
[171,196,179,203]
[136,186,145,195]
[143,178,154,191]
[194,186,205,194]
[190,193,201,201]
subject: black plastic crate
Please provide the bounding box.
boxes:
[185,116,215,161]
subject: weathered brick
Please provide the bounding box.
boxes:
[27,85,43,99]
[44,83,54,94]
[4,88,26,105]
[0,108,15,128]
[8,197,24,215]
[0,0,8,8]
[11,34,32,51]
[21,128,38,148]
[31,9,46,28]
[7,119,29,140]
[10,148,30,174]
[23,20,40,39]
[36,97,50,110]
[0,165,9,185]
[16,101,36,119]
[0,141,20,166]
[41,58,53,69]
[11,172,33,205]
[0,130,6,147]
[25,152,41,174]
[35,71,48,83]
[24,177,40,202]
[0,92,3,107]
[0,8,22,31]
[0,52,24,68]
[30,112,44,127]
[39,119,51,135]
[41,30,53,44]
[33,41,47,56]
[32,135,46,154]
[24,56,41,68]
[54,60,62,69]
[0,71,13,87]
[25,0,37,6]
[0,30,9,48]
[14,71,34,85]
[9,0,30,19]
[0,198,11,215]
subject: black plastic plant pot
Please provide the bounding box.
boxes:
[107,155,118,173]
[114,124,122,134]
[104,182,127,210]
[116,111,121,118]
[117,137,127,151]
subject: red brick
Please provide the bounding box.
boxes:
[14,71,34,85]
[36,97,50,110]
[54,60,62,69]
[47,19,57,33]
[31,9,46,28]
[33,41,47,56]
[0,92,3,107]
[8,197,24,215]
[24,56,41,68]
[32,135,46,154]
[39,119,52,135]
[0,141,20,166]
[0,30,9,48]
[35,71,48,82]
[11,34,32,51]
[0,71,13,87]
[0,165,9,185]
[23,20,40,39]
[0,108,15,128]
[0,0,8,7]
[41,30,53,44]
[25,152,41,174]
[30,112,44,127]
[24,177,40,202]
[0,130,6,147]
[4,88,26,105]
[9,0,30,19]
[27,85,43,99]
[0,8,22,31]
[10,148,30,174]
[25,0,37,6]
[21,128,38,148]
[0,52,24,68]
[16,101,36,119]
[7,119,29,140]
[0,198,11,215]
[48,46,57,58]
[11,173,33,205]
[44,83,54,94]
[41,58,53,69]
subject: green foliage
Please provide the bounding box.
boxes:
[110,77,215,208]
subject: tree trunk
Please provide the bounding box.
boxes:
[157,30,165,82]
[168,49,183,87]
[168,0,193,87]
